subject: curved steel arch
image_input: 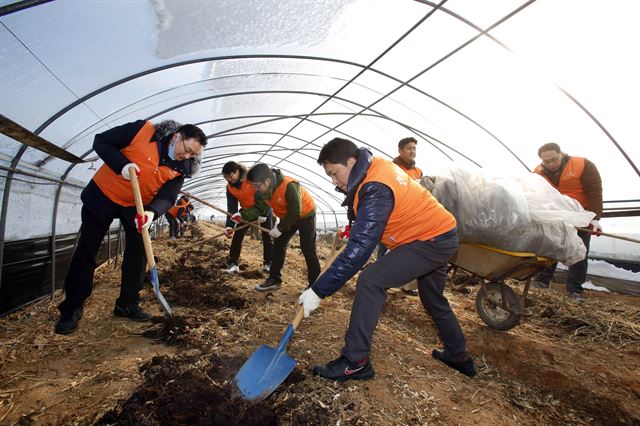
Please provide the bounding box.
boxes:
[194,153,344,205]
[198,111,472,164]
[191,155,345,209]
[185,165,341,229]
[51,69,398,155]
[4,4,636,287]
[142,89,461,163]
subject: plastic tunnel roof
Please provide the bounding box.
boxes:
[1,0,639,240]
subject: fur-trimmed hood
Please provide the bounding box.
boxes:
[154,120,202,178]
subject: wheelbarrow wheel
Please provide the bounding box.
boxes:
[475,282,521,330]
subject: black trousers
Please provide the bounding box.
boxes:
[228,217,273,266]
[537,229,591,293]
[269,214,321,286]
[342,234,467,362]
[58,203,146,315]
[165,213,179,237]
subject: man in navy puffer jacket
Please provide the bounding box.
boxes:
[298,138,476,381]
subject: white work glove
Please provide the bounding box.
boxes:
[298,288,322,318]
[269,227,282,239]
[121,163,140,180]
[588,219,603,236]
[135,211,154,233]
[224,227,234,238]
[230,212,242,224]
[258,216,267,223]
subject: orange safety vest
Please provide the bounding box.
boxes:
[227,179,256,209]
[93,122,181,206]
[168,205,182,218]
[395,162,423,180]
[354,157,456,250]
[535,157,587,208]
[168,198,189,218]
[268,175,315,219]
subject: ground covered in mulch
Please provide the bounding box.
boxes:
[1,221,639,425]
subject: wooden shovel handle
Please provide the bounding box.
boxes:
[181,191,272,234]
[130,168,156,268]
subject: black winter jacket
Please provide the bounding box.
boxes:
[311,148,394,298]
[81,120,192,226]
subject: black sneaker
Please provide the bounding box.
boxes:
[114,304,152,322]
[312,355,375,382]
[55,307,84,335]
[432,349,477,378]
[255,277,281,292]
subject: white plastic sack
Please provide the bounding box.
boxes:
[426,166,595,265]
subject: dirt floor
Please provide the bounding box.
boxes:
[1,221,639,425]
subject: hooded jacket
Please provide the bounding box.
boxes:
[311,148,394,298]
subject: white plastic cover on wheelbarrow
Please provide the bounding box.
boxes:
[426,166,595,265]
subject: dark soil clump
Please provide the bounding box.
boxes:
[239,270,265,279]
[98,355,278,426]
[142,315,201,347]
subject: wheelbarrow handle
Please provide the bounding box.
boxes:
[181,191,271,234]
[575,227,640,244]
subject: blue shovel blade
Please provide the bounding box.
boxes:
[234,324,297,402]
[150,266,173,317]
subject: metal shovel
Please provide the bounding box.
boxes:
[234,234,344,402]
[130,168,173,318]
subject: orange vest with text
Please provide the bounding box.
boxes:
[93,122,181,206]
[354,157,456,250]
[535,157,587,208]
[227,179,256,209]
[396,162,423,180]
[268,176,315,219]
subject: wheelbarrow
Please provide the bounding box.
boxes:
[449,242,555,330]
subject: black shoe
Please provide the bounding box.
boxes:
[312,355,375,382]
[114,304,152,322]
[255,277,281,292]
[55,307,84,335]
[432,349,477,378]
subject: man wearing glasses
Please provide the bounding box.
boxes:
[247,163,321,292]
[55,120,207,334]
[533,142,603,302]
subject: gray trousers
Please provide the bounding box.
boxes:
[342,234,467,362]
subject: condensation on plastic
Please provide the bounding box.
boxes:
[426,167,595,265]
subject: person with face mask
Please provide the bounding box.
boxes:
[299,138,476,381]
[55,120,207,334]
